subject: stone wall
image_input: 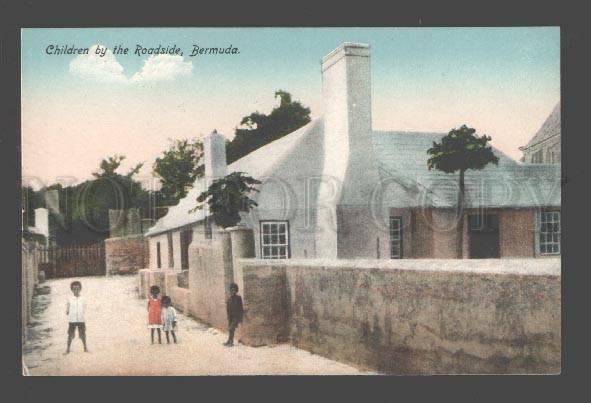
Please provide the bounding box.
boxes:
[187,233,234,331]
[108,208,142,238]
[138,269,164,299]
[105,235,148,275]
[22,239,40,341]
[237,265,290,346]
[237,258,560,374]
[168,286,191,314]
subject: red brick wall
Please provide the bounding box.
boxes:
[105,235,148,275]
[411,209,434,258]
[499,209,536,257]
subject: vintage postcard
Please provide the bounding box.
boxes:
[21,27,560,375]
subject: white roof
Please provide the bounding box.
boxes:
[147,121,561,236]
[146,120,320,236]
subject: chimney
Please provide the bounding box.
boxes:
[320,42,378,203]
[203,129,227,183]
[316,43,383,259]
[34,208,49,239]
[322,42,372,150]
[44,189,60,215]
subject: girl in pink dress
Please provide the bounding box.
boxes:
[147,285,162,344]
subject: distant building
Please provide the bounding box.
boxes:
[145,43,561,264]
[520,102,561,164]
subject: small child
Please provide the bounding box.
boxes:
[160,296,178,344]
[147,285,162,344]
[65,280,88,354]
[224,283,244,347]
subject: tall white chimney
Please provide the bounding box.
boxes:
[320,42,378,204]
[203,129,227,183]
[317,43,384,259]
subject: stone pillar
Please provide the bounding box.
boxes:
[227,226,255,297]
[127,208,142,235]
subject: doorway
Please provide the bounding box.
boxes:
[468,213,500,258]
[180,226,193,271]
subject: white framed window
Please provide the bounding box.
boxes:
[390,216,403,259]
[539,210,560,255]
[260,221,290,259]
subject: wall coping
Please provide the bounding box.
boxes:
[105,234,146,242]
[238,258,561,277]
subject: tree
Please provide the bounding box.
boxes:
[48,155,150,244]
[92,155,143,179]
[427,125,499,258]
[153,139,204,206]
[226,90,311,164]
[193,172,261,228]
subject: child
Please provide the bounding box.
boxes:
[224,283,244,347]
[147,285,162,344]
[65,280,88,354]
[160,296,177,344]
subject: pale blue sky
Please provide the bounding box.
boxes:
[21,27,560,186]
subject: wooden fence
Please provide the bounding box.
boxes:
[38,243,106,278]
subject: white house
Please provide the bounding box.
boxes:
[520,102,561,164]
[145,42,561,268]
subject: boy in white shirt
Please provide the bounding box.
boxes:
[65,281,88,354]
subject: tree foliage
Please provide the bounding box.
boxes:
[427,125,499,173]
[427,125,499,258]
[226,90,311,164]
[153,138,204,206]
[193,172,261,228]
[23,155,151,245]
[92,155,143,179]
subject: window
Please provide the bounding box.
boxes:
[390,216,402,259]
[260,221,290,259]
[531,150,543,164]
[167,232,174,267]
[156,242,161,268]
[180,226,193,271]
[539,210,560,255]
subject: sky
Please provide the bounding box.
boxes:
[21,27,560,188]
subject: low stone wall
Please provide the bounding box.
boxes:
[138,269,165,298]
[187,235,233,331]
[169,286,191,314]
[22,240,40,341]
[238,258,561,374]
[105,235,148,275]
[237,265,289,346]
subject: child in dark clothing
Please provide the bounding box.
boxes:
[224,283,244,347]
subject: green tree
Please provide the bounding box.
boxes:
[193,172,261,228]
[226,90,311,164]
[153,139,204,206]
[92,155,143,179]
[58,156,150,244]
[427,125,499,258]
